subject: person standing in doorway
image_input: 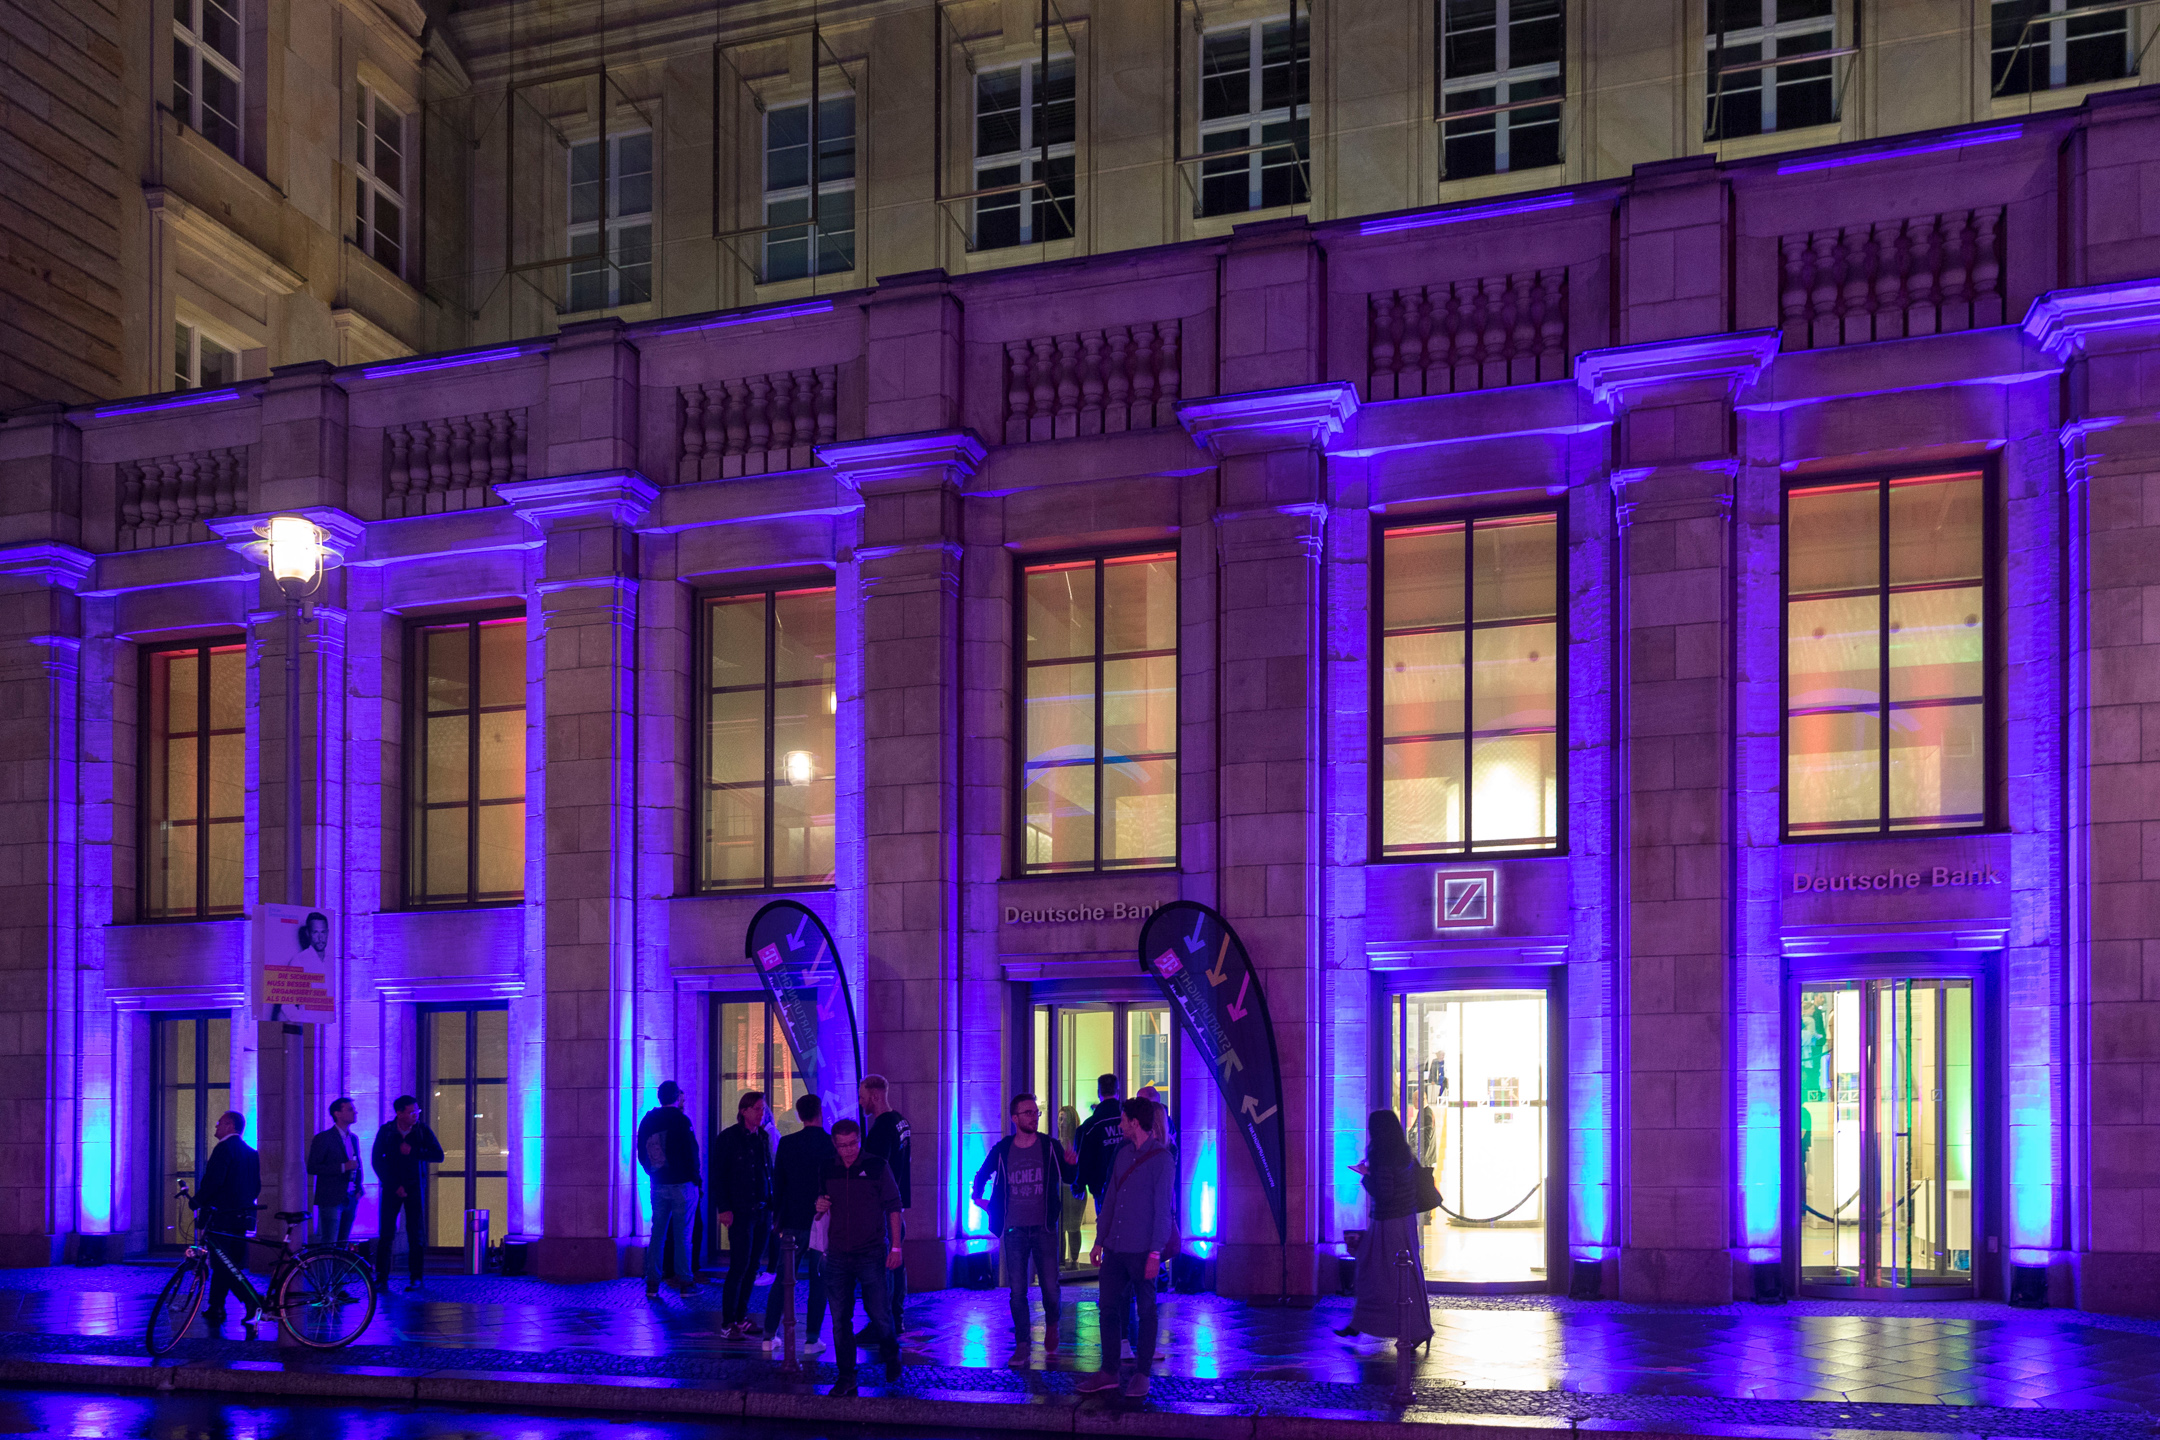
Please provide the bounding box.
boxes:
[764,1092,839,1353]
[197,1110,261,1327]
[305,1097,364,1247]
[1057,1104,1086,1266]
[816,1118,904,1390]
[1078,1096,1176,1401]
[712,1089,776,1337]
[858,1075,912,1332]
[372,1095,444,1293]
[1073,1073,1125,1237]
[1135,1085,1177,1152]
[970,1092,1075,1366]
[636,1080,702,1297]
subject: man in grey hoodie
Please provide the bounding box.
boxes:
[1077,1096,1177,1400]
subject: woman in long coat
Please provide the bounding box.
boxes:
[1338,1109,1435,1349]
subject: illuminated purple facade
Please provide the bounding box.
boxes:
[5,95,2160,1314]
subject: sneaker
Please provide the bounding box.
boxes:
[1077,1371,1122,1393]
[739,1320,763,1340]
[1044,1326,1060,1354]
[1124,1373,1152,1400]
[668,1277,696,1294]
[1007,1343,1031,1369]
[829,1373,858,1396]
[801,1339,826,1357]
[646,1283,661,1298]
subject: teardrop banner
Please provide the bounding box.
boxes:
[1138,901,1286,1245]
[745,900,862,1112]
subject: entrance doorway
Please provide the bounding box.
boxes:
[1797,977,1974,1295]
[1389,989,1548,1287]
[419,1004,509,1251]
[150,1012,231,1248]
[707,996,807,1263]
[1030,999,1174,1268]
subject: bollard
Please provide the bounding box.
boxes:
[464,1208,490,1275]
[1393,1243,1418,1403]
[778,1230,801,1376]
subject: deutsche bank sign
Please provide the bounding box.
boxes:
[1434,868,1498,929]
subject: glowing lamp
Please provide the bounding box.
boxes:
[782,750,817,787]
[265,515,327,596]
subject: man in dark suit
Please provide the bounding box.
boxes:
[197,1110,261,1326]
[306,1096,365,1245]
[371,1094,444,1292]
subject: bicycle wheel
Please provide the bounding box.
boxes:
[274,1247,377,1348]
[145,1258,208,1355]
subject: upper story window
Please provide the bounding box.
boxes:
[1991,0,2136,96]
[356,86,408,276]
[1019,552,1177,874]
[1199,16,1310,217]
[1707,0,1838,140]
[975,56,1075,251]
[174,0,242,160]
[701,587,838,891]
[764,96,857,282]
[142,638,247,920]
[568,131,653,313]
[1378,514,1561,857]
[1439,0,1562,180]
[173,321,238,391]
[1784,471,1990,838]
[408,615,526,908]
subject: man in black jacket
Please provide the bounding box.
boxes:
[371,1094,445,1292]
[858,1074,912,1330]
[970,1091,1076,1366]
[710,1089,775,1337]
[1073,1073,1125,1222]
[762,1092,839,1351]
[198,1110,261,1325]
[305,1096,365,1246]
[816,1118,903,1389]
[636,1079,701,1297]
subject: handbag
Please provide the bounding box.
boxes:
[1411,1164,1443,1216]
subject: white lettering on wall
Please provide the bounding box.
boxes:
[1789,867,2004,894]
[1002,902,1162,926]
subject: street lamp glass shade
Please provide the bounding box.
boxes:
[266,516,325,593]
[782,749,817,787]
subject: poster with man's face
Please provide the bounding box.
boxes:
[252,904,337,1023]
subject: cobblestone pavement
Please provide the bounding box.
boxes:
[1,1265,2157,1436]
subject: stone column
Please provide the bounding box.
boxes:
[496,472,657,1279]
[1178,383,1358,1297]
[818,431,982,1291]
[1576,332,1778,1304]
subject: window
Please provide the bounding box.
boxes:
[764,96,856,282]
[1991,0,2135,96]
[1439,0,1562,180]
[1784,471,1990,837]
[1707,0,1838,140]
[356,87,408,276]
[701,587,837,890]
[1199,17,1310,216]
[708,996,807,1255]
[421,1005,508,1249]
[975,56,1075,250]
[173,321,239,392]
[142,638,247,920]
[567,131,653,312]
[1377,513,1561,857]
[408,615,526,907]
[151,1013,231,1246]
[1018,552,1177,873]
[174,0,242,159]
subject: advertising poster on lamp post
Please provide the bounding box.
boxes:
[252,904,337,1024]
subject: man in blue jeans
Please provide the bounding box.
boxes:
[1078,1097,1176,1401]
[763,1092,839,1353]
[816,1118,903,1390]
[636,1080,702,1296]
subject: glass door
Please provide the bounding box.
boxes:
[1390,990,1548,1286]
[151,1012,230,1247]
[707,996,808,1261]
[1797,977,1973,1293]
[1029,999,1174,1270]
[420,1005,510,1250]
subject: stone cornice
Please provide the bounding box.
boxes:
[145,186,306,296]
[1575,329,1782,409]
[0,542,96,592]
[1177,383,1360,457]
[2022,279,2160,360]
[495,472,659,530]
[816,431,986,491]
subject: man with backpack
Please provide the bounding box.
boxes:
[636,1080,701,1297]
[970,1091,1075,1367]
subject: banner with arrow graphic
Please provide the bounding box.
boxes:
[745,901,862,1113]
[1138,901,1286,1244]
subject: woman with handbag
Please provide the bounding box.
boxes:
[1337,1109,1435,1348]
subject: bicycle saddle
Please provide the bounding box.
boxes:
[273,1211,310,1224]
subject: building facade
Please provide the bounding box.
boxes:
[2,0,2160,1316]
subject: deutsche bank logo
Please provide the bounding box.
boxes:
[1434,869,1498,929]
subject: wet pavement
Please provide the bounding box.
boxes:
[0,1264,2156,1436]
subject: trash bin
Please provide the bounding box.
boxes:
[464,1208,490,1275]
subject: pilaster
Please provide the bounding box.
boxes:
[256,361,350,515]
[544,321,642,478]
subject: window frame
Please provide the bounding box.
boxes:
[566,129,655,313]
[173,0,244,161]
[1369,505,1570,863]
[1011,545,1183,878]
[1195,13,1311,218]
[417,1002,510,1251]
[1778,464,2002,843]
[695,581,839,895]
[1989,0,2139,97]
[149,1010,232,1249]
[973,54,1078,251]
[138,634,249,922]
[355,84,410,279]
[761,93,858,283]
[402,609,528,911]
[1706,0,1841,142]
[173,320,239,393]
[1436,0,1566,181]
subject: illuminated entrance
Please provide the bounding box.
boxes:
[1389,989,1549,1288]
[1029,997,1175,1268]
[1797,978,1974,1295]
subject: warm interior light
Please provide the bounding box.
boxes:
[266,515,324,594]
[782,750,817,787]
[826,688,837,715]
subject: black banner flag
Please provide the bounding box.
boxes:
[1138,901,1286,1244]
[745,901,862,1111]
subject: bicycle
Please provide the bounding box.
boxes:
[146,1184,378,1355]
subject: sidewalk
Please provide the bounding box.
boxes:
[1,1265,2156,1440]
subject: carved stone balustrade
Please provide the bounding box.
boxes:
[1366,269,1570,400]
[1780,207,2006,350]
[383,409,526,517]
[1002,320,1183,443]
[117,447,248,549]
[675,366,839,482]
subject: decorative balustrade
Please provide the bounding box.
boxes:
[1366,270,1569,401]
[1780,207,2005,350]
[383,409,526,517]
[676,366,839,482]
[1002,320,1183,443]
[117,447,247,550]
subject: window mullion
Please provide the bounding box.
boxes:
[1462,522,1477,852]
[1094,559,1107,871]
[1877,478,1891,835]
[765,593,778,889]
[467,622,482,905]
